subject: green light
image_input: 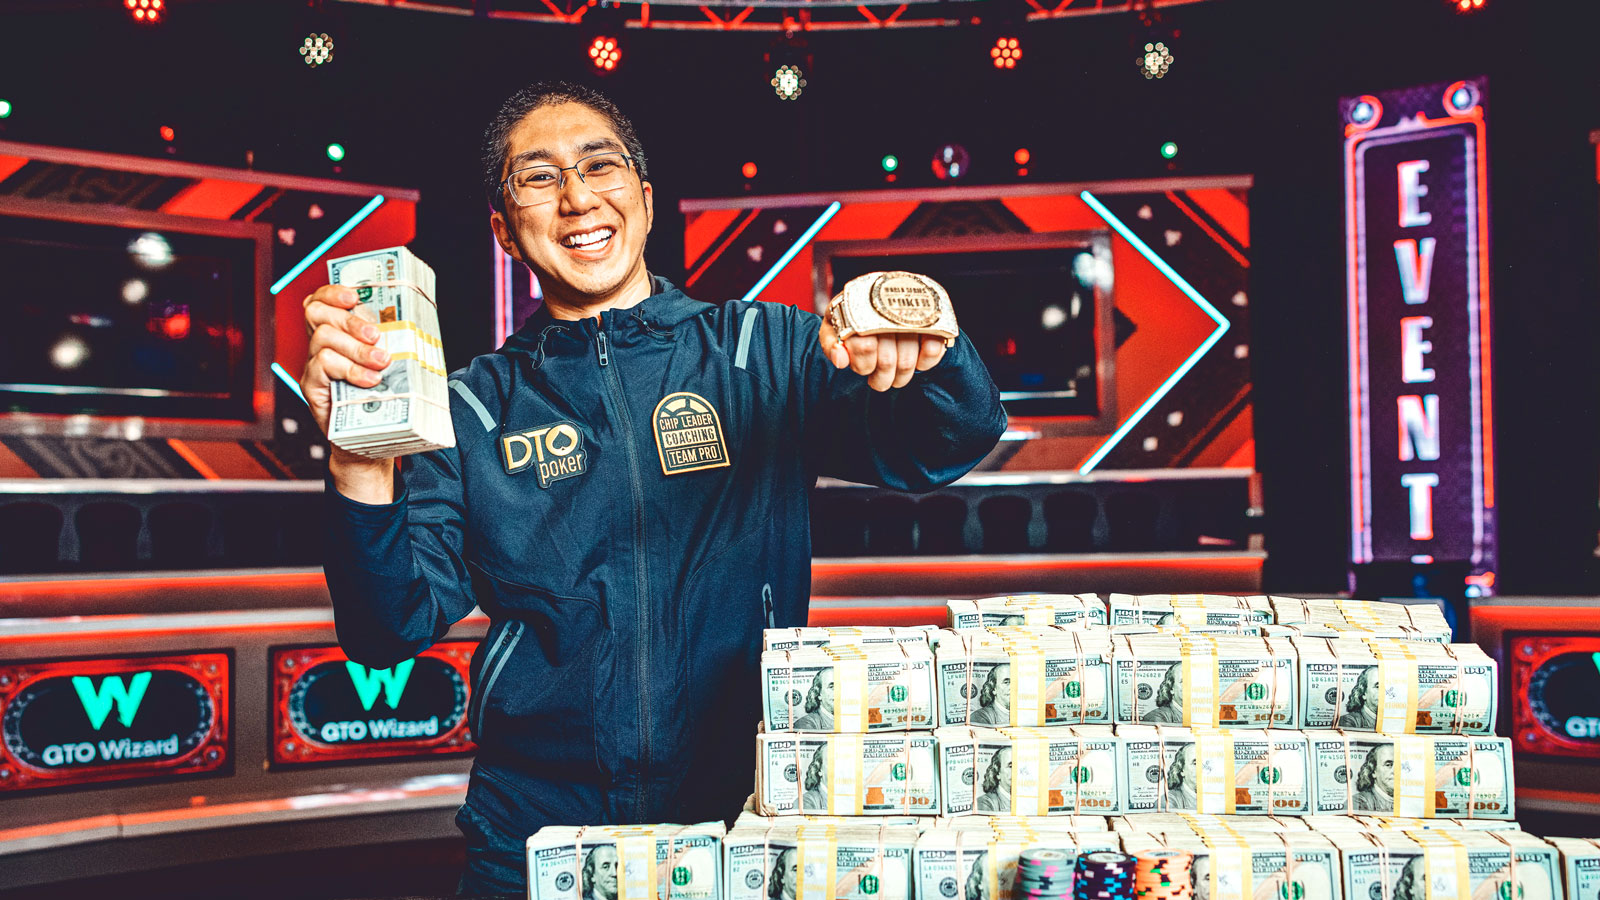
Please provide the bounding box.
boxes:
[0,99,12,119]
[326,142,346,162]
[881,154,899,173]
[1160,141,1179,160]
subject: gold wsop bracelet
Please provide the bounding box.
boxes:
[826,271,959,349]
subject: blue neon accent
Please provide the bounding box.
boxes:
[272,362,307,405]
[1077,190,1230,474]
[269,194,386,295]
[738,201,842,304]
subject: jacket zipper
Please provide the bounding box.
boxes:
[597,327,651,818]
[471,620,525,743]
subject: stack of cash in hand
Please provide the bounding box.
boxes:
[936,725,1121,816]
[761,643,936,732]
[1113,635,1298,728]
[755,730,940,815]
[1117,725,1313,815]
[525,823,724,900]
[932,628,1114,727]
[325,246,453,458]
[723,822,919,900]
[948,595,1107,630]
[1293,638,1497,733]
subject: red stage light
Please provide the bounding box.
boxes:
[588,36,621,72]
[990,36,1021,69]
[129,0,161,22]
[159,125,175,142]
[1451,0,1485,11]
[162,313,191,340]
[1014,148,1030,166]
[741,162,758,179]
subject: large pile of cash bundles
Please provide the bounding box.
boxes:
[325,246,453,457]
[524,595,1596,900]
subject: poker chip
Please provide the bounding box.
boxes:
[1018,847,1079,900]
[1073,851,1135,900]
[1134,850,1194,900]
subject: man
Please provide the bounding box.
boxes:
[965,850,991,900]
[1191,855,1211,900]
[971,663,1012,726]
[1164,742,1198,810]
[793,668,835,731]
[300,81,1005,893]
[1341,666,1380,730]
[584,846,619,900]
[1352,743,1395,812]
[976,746,1012,812]
[768,848,798,900]
[1392,857,1422,900]
[1142,663,1185,724]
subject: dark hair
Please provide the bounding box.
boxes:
[481,80,649,213]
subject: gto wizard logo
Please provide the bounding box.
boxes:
[73,673,151,730]
[502,421,588,487]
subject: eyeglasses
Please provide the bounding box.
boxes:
[502,151,637,208]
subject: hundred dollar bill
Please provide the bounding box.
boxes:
[326,246,453,457]
[1547,837,1600,900]
[913,829,1119,900]
[1107,594,1274,629]
[1263,624,1448,644]
[1299,815,1522,833]
[947,595,1107,630]
[1111,813,1312,833]
[764,627,936,652]
[1306,731,1515,819]
[755,730,940,816]
[1122,831,1341,900]
[733,811,924,829]
[1265,598,1451,642]
[1114,636,1298,728]
[762,643,935,732]
[936,725,1121,816]
[932,815,1111,831]
[1338,832,1559,900]
[1293,639,1497,733]
[1119,726,1311,815]
[525,823,724,900]
[723,824,918,900]
[934,629,1113,726]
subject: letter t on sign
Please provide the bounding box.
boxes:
[1400,473,1440,540]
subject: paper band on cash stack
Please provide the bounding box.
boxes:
[827,271,959,349]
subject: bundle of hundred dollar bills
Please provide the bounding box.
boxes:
[1305,731,1514,818]
[1292,638,1497,733]
[761,643,936,733]
[325,246,453,457]
[1107,594,1275,629]
[936,725,1122,816]
[525,823,724,900]
[1337,831,1559,900]
[1546,836,1600,900]
[947,595,1107,630]
[1120,830,1342,900]
[932,628,1114,727]
[1113,635,1299,728]
[755,729,940,815]
[1110,813,1313,833]
[723,822,918,900]
[1117,725,1314,815]
[1268,597,1452,642]
[763,626,936,652]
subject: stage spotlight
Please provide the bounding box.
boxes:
[588,36,622,73]
[126,0,162,23]
[159,125,175,143]
[1450,0,1485,11]
[1138,40,1173,79]
[990,36,1022,69]
[326,142,346,162]
[0,99,13,119]
[1160,141,1178,159]
[742,161,758,179]
[1014,148,1030,166]
[931,144,969,181]
[50,336,89,371]
[771,64,806,101]
[881,155,899,173]
[300,33,334,67]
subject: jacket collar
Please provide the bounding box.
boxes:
[499,275,710,359]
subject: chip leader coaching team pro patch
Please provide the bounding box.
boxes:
[501,421,589,487]
[653,392,731,475]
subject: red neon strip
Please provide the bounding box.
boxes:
[1473,116,1495,508]
[1165,191,1249,268]
[885,4,906,22]
[729,6,754,26]
[700,6,723,25]
[1345,127,1368,563]
[684,209,757,287]
[641,2,650,27]
[1518,787,1600,806]
[856,5,880,24]
[812,556,1262,577]
[166,439,220,480]
[0,570,328,596]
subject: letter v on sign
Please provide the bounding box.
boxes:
[345,659,415,712]
[72,672,153,731]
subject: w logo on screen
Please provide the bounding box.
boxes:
[345,660,415,711]
[72,672,153,731]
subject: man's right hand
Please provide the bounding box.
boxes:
[300,284,396,503]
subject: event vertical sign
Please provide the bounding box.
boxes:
[1344,78,1495,594]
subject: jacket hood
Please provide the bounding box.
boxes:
[499,275,713,358]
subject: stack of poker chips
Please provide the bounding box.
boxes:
[1072,851,1136,900]
[1133,850,1193,900]
[1017,848,1075,900]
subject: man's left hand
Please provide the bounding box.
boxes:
[818,319,948,391]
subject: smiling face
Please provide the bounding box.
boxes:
[490,101,654,317]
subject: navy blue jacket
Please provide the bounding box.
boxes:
[323,277,1005,835]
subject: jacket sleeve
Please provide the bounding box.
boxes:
[321,442,478,668]
[786,306,1008,492]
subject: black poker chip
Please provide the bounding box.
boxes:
[1073,852,1136,900]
